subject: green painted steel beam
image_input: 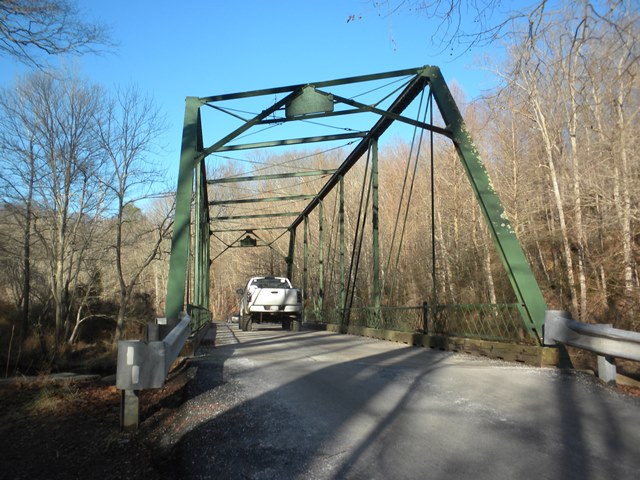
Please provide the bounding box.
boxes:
[303,216,308,303]
[329,92,450,137]
[339,176,346,316]
[205,104,252,122]
[371,139,381,316]
[199,67,423,103]
[201,159,211,312]
[318,201,324,319]
[194,160,203,310]
[214,132,367,153]
[197,89,303,161]
[209,194,316,206]
[290,73,429,231]
[208,169,337,184]
[214,212,301,221]
[194,127,212,316]
[209,226,289,233]
[258,108,366,125]
[165,97,201,321]
[287,227,296,281]
[424,66,547,341]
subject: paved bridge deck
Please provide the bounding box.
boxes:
[162,322,640,479]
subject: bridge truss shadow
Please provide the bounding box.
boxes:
[157,326,640,479]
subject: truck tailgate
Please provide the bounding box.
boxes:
[253,289,297,306]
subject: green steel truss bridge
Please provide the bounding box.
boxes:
[164,66,548,346]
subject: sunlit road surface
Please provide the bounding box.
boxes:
[167,322,640,479]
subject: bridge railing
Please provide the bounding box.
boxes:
[307,303,530,342]
[116,313,192,430]
[187,304,213,331]
[430,303,529,342]
[543,310,640,384]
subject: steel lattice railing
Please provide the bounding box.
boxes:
[308,303,533,342]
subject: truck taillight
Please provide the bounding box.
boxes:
[297,291,302,303]
[247,291,252,302]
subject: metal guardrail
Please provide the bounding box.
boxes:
[543,310,640,383]
[116,313,191,430]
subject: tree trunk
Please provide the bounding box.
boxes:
[68,304,84,345]
[484,243,497,304]
[531,94,579,316]
[568,80,588,320]
[436,211,455,303]
[54,248,66,345]
[113,198,127,345]
[614,56,635,294]
[20,140,35,345]
[115,298,128,344]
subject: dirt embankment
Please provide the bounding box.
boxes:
[0,366,189,480]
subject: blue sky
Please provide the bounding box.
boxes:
[0,0,502,184]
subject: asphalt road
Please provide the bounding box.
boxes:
[164,323,640,479]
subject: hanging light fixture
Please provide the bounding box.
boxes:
[240,232,257,247]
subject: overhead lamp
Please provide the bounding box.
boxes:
[240,234,257,247]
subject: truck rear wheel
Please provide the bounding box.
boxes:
[291,318,301,332]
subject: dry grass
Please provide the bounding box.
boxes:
[26,382,83,414]
[0,366,189,479]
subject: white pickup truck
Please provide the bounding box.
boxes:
[237,276,303,331]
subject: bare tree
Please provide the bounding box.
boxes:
[0,0,112,68]
[366,0,555,55]
[18,70,109,346]
[482,1,640,324]
[0,84,39,343]
[96,86,171,345]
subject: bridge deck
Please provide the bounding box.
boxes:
[164,322,640,479]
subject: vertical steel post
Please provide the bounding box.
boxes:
[203,164,211,315]
[194,159,202,313]
[339,175,346,323]
[165,97,201,321]
[303,216,309,308]
[287,227,296,281]
[195,158,211,326]
[429,91,437,332]
[371,139,381,322]
[424,66,547,340]
[185,219,191,309]
[318,201,324,320]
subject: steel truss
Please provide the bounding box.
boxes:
[164,66,548,343]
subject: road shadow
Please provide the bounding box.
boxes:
[160,324,640,479]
